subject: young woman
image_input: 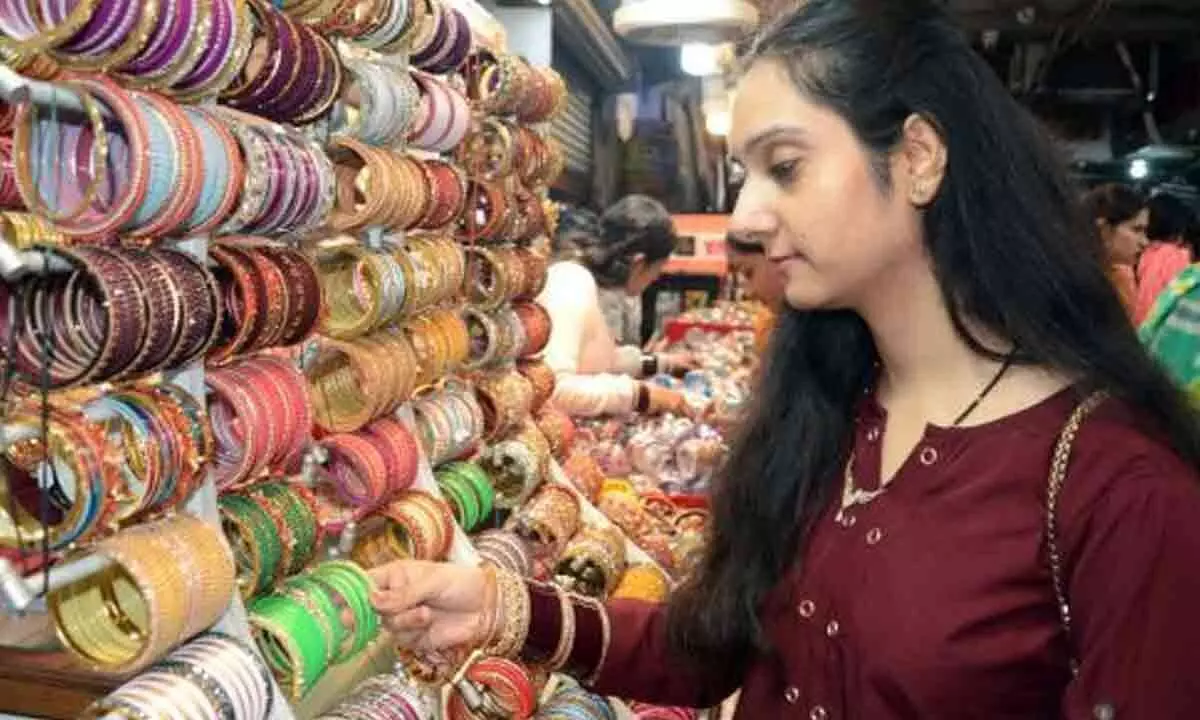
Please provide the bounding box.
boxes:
[1082,183,1148,317]
[1135,192,1200,324]
[538,196,692,416]
[370,1,1200,716]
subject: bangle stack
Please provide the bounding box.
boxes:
[539,685,617,720]
[49,514,236,673]
[612,564,671,603]
[513,484,581,558]
[407,70,470,153]
[444,655,537,720]
[208,356,313,488]
[353,488,454,564]
[410,381,486,466]
[248,560,379,699]
[83,633,275,720]
[318,674,434,719]
[220,480,322,597]
[554,524,627,598]
[306,329,419,433]
[473,529,534,578]
[434,460,494,532]
[3,246,222,388]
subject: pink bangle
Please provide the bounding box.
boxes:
[323,432,389,509]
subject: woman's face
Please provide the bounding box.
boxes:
[728,59,929,311]
[1101,209,1149,265]
[625,256,669,296]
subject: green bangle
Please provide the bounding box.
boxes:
[219,493,283,597]
[248,483,319,576]
[310,561,378,655]
[442,461,494,529]
[249,594,330,697]
[281,576,346,663]
[436,469,480,530]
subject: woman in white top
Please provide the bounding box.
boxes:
[536,196,691,416]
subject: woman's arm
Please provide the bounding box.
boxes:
[1059,431,1200,717]
[520,582,745,709]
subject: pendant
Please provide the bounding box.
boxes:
[837,486,886,522]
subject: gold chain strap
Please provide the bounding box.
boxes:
[1045,390,1108,678]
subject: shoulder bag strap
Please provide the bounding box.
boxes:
[1045,390,1109,678]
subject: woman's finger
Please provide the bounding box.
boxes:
[382,605,434,634]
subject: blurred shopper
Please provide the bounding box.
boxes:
[538,197,692,416]
[1083,183,1148,318]
[726,232,785,352]
[1135,193,1200,324]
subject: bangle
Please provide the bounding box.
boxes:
[219,492,284,598]
[555,525,627,598]
[49,514,235,673]
[474,529,534,578]
[478,567,531,659]
[0,409,113,551]
[535,407,576,461]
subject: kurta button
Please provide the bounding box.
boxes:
[866,427,880,442]
[784,687,800,704]
[810,706,828,720]
[837,512,857,528]
[866,527,884,545]
[826,620,840,637]
[1093,704,1115,720]
[798,600,815,618]
[919,446,939,465]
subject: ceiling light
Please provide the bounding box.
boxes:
[1129,158,1149,180]
[705,109,731,137]
[680,43,720,76]
[613,0,758,46]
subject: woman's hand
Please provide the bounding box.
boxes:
[368,560,491,653]
[660,351,699,376]
[645,385,695,418]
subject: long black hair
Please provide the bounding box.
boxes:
[554,195,677,287]
[667,0,1200,666]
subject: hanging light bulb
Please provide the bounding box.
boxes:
[613,0,758,46]
[615,92,639,142]
[680,43,720,76]
[705,109,731,137]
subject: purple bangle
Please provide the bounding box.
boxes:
[411,5,448,68]
[0,0,37,40]
[426,9,470,75]
[259,21,317,121]
[271,141,305,232]
[53,0,134,55]
[255,139,295,231]
[245,134,285,232]
[283,142,318,231]
[125,0,190,74]
[175,0,232,90]
[289,36,338,124]
[230,6,294,110]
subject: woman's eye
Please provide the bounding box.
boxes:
[768,159,800,185]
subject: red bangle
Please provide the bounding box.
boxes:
[323,432,390,509]
[513,301,551,358]
[361,417,419,498]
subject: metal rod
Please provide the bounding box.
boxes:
[0,239,75,283]
[0,62,104,118]
[0,553,115,615]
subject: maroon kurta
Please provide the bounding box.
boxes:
[525,390,1200,718]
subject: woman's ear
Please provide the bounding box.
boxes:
[899,114,948,207]
[629,252,647,274]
